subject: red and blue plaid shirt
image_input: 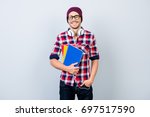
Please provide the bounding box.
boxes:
[50,28,99,87]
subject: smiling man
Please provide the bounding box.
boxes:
[50,7,99,100]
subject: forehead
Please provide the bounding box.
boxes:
[68,11,79,16]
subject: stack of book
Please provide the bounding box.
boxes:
[61,44,83,66]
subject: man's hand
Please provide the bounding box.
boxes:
[81,79,93,87]
[66,62,79,75]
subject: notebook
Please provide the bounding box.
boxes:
[62,44,83,66]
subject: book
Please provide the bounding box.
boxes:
[61,44,83,66]
[61,44,68,63]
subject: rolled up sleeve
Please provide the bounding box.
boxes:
[89,34,100,60]
[49,36,61,60]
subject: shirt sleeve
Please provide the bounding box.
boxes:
[49,36,61,60]
[89,34,100,60]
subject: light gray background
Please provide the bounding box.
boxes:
[0,0,150,100]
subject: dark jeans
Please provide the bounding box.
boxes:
[59,80,93,100]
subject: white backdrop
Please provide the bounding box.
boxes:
[0,0,150,99]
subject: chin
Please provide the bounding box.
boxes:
[72,27,79,29]
[71,25,80,29]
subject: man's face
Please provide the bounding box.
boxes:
[68,11,82,29]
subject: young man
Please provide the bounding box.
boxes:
[50,7,99,100]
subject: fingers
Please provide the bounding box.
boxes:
[74,67,79,71]
[80,80,91,87]
[67,62,79,75]
[74,68,79,71]
[80,83,84,87]
[71,63,79,70]
[71,62,79,68]
[73,69,79,75]
[80,81,85,87]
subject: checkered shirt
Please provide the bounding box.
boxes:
[50,28,99,87]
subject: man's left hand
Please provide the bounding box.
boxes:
[81,79,93,87]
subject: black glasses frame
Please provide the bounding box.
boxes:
[68,15,80,20]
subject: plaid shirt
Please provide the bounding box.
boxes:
[50,28,99,87]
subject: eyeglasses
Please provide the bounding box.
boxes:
[68,15,80,21]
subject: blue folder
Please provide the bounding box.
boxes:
[63,45,83,66]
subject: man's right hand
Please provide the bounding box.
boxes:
[66,62,79,75]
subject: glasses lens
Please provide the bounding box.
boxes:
[74,15,80,19]
[69,15,80,20]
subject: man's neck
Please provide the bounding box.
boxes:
[70,26,81,37]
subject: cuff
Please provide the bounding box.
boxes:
[90,55,99,61]
[49,54,59,60]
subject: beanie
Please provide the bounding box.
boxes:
[67,7,83,22]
